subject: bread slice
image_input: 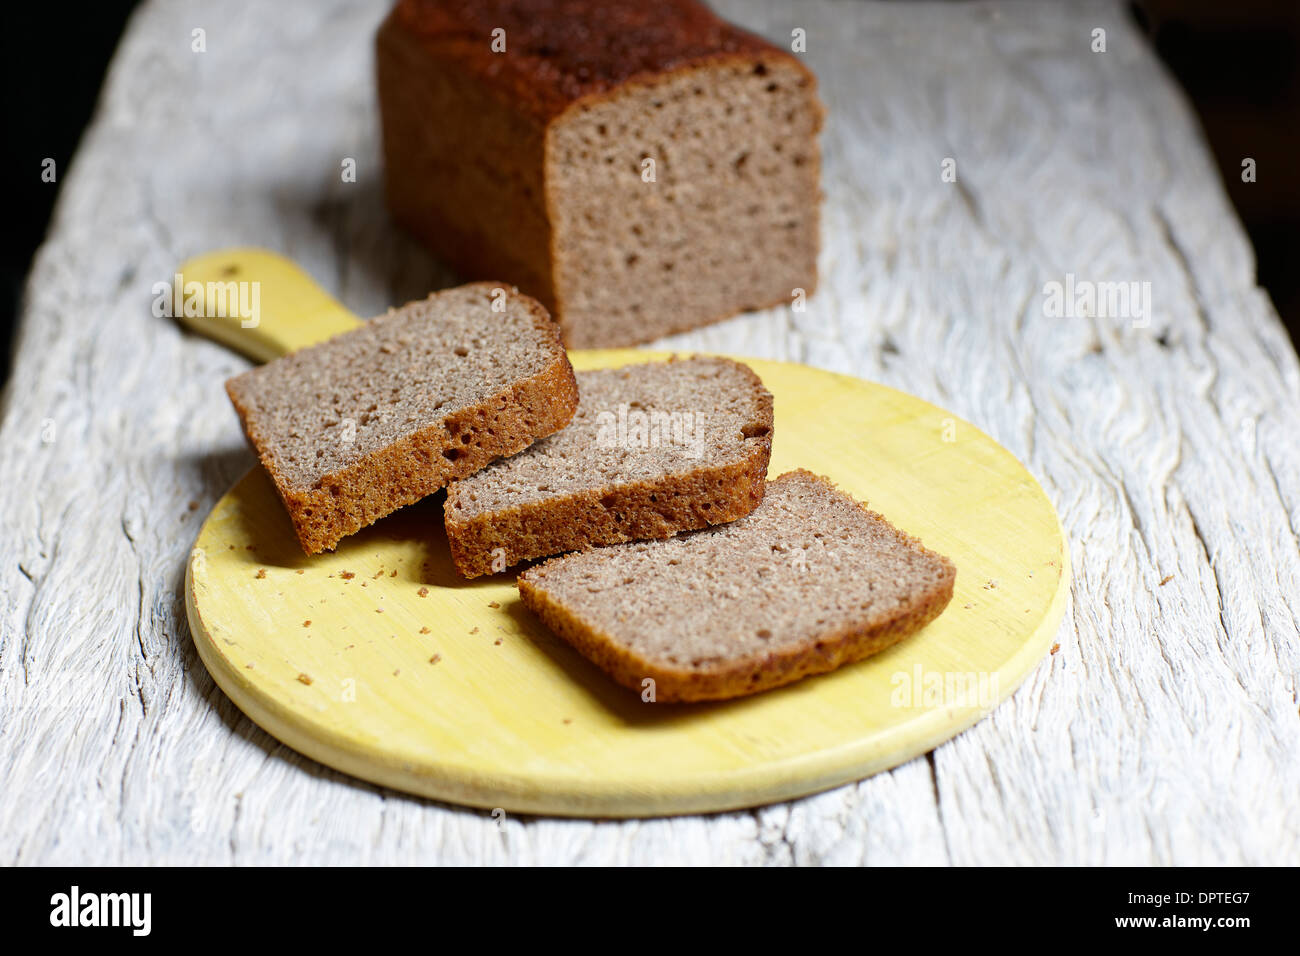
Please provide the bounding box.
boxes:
[517,470,956,702]
[444,357,773,577]
[225,283,578,554]
[376,0,825,347]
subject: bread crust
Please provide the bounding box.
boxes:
[226,286,579,555]
[517,470,957,702]
[376,15,557,309]
[383,0,814,125]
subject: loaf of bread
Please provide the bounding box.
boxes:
[518,470,956,702]
[376,0,825,347]
[445,356,773,577]
[226,284,578,554]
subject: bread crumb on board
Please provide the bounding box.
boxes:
[488,601,500,609]
[1050,643,1061,655]
[303,620,311,628]
[296,673,313,685]
[428,654,441,664]
[418,587,429,597]
[419,626,431,634]
[255,568,267,579]
[340,570,355,580]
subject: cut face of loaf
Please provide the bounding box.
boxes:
[225,284,578,554]
[518,470,956,703]
[376,0,825,347]
[445,356,773,577]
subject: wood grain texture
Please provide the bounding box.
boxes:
[1,0,1297,864]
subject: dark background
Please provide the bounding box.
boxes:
[3,1,1297,383]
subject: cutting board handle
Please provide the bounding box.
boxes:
[171,248,363,362]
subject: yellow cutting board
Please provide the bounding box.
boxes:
[181,248,1069,817]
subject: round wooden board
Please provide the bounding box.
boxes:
[187,349,1069,817]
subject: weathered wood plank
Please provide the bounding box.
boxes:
[1,0,1296,864]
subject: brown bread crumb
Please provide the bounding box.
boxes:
[519,470,955,702]
[445,357,773,577]
[224,284,578,554]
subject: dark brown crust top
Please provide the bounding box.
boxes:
[387,0,814,122]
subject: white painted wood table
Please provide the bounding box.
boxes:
[3,0,1297,865]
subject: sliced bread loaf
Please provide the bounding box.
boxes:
[226,283,578,554]
[517,470,956,702]
[377,0,824,347]
[444,356,773,577]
